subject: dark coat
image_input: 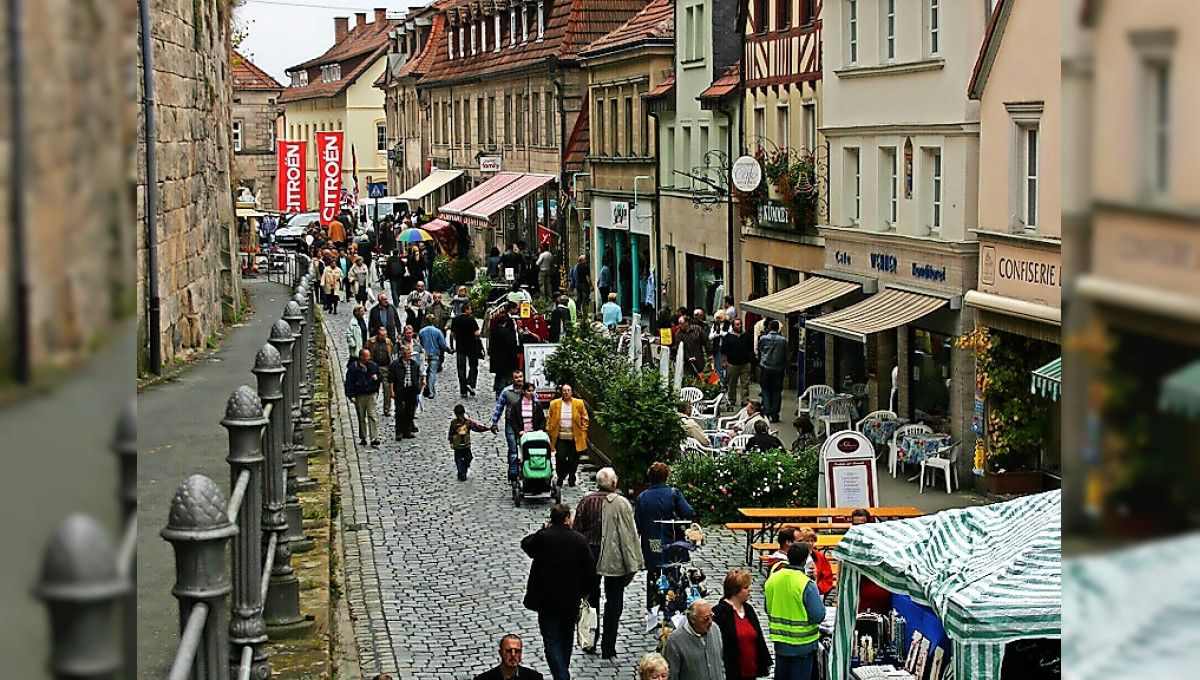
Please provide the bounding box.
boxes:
[506,398,546,436]
[548,305,571,343]
[344,360,380,399]
[712,599,773,680]
[489,317,520,377]
[634,483,695,567]
[368,303,399,340]
[521,524,596,618]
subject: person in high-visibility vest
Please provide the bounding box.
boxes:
[763,542,826,680]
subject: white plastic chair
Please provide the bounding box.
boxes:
[682,437,720,459]
[890,424,933,478]
[693,392,725,420]
[817,397,854,438]
[680,386,704,404]
[856,410,898,431]
[797,385,835,417]
[728,434,753,453]
[717,407,748,431]
[920,442,960,494]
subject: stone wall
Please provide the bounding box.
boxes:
[233,89,280,208]
[0,0,133,378]
[136,0,241,369]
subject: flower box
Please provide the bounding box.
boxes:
[984,469,1042,496]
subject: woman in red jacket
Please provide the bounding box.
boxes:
[797,527,835,601]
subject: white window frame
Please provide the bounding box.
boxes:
[754,106,766,149]
[448,28,455,60]
[377,122,388,153]
[927,0,940,56]
[847,0,859,66]
[682,124,693,173]
[776,103,790,149]
[459,27,465,58]
[925,147,943,234]
[883,0,896,62]
[847,147,861,226]
[880,146,897,229]
[1022,125,1039,229]
[522,4,529,43]
[1145,58,1171,198]
[232,120,242,152]
[510,11,517,47]
[1006,102,1044,232]
[470,22,477,55]
[537,2,545,40]
[495,15,502,51]
[803,102,816,153]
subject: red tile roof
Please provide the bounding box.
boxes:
[580,0,673,58]
[643,70,674,98]
[399,12,448,79]
[280,18,399,103]
[563,94,590,173]
[420,0,649,86]
[232,51,283,91]
[699,60,741,101]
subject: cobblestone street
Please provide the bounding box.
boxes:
[324,304,750,679]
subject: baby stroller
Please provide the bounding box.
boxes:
[512,430,561,507]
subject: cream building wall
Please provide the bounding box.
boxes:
[977,0,1061,239]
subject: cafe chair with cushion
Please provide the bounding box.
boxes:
[817,397,855,438]
[920,441,960,494]
[890,423,933,478]
[680,386,705,404]
[797,385,835,417]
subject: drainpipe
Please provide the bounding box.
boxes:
[8,0,29,381]
[139,0,162,375]
[647,109,663,316]
[570,171,590,287]
[633,175,652,315]
[550,58,569,258]
[715,104,736,303]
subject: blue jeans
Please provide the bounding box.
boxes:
[494,373,511,397]
[760,368,784,420]
[425,356,440,397]
[537,611,576,680]
[456,353,479,395]
[774,648,816,680]
[505,425,520,479]
[453,447,472,479]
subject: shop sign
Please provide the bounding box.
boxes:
[732,155,763,192]
[820,431,879,508]
[911,263,948,282]
[979,240,1061,307]
[611,201,631,230]
[479,156,502,172]
[757,201,790,229]
[315,131,343,226]
[1092,215,1200,295]
[835,251,852,266]
[276,140,307,213]
[870,253,898,274]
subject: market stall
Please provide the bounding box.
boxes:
[830,490,1061,679]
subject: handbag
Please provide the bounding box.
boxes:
[577,600,598,651]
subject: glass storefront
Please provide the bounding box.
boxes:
[909,328,953,428]
[834,336,868,395]
[751,262,770,298]
[687,254,724,314]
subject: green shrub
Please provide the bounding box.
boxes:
[672,447,820,524]
[430,255,453,293]
[467,279,493,316]
[449,257,476,284]
[543,319,620,396]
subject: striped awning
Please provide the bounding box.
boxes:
[806,288,947,343]
[1031,357,1062,401]
[396,169,463,201]
[1160,359,1200,420]
[740,277,860,319]
[831,491,1062,680]
[438,172,524,218]
[458,173,555,227]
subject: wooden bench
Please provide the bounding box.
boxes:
[751,535,842,553]
[725,522,852,533]
[735,507,923,565]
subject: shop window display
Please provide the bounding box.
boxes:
[909,328,952,427]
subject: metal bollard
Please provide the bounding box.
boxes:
[35,514,126,680]
[113,400,137,680]
[290,291,314,488]
[221,386,269,678]
[161,475,237,680]
[281,303,313,551]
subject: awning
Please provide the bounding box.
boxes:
[236,207,265,218]
[396,169,464,201]
[806,288,948,342]
[1076,274,1200,323]
[741,277,860,318]
[423,218,454,232]
[1161,360,1200,420]
[458,173,556,227]
[964,290,1061,326]
[1031,357,1062,401]
[439,172,525,217]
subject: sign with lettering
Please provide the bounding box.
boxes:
[820,431,879,508]
[479,156,502,172]
[757,200,790,229]
[1092,216,1200,297]
[835,251,852,266]
[732,155,763,192]
[519,302,532,319]
[316,132,344,225]
[870,253,898,274]
[978,241,1061,307]
[276,140,307,213]
[611,201,630,231]
[911,263,948,282]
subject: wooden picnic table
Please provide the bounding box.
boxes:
[734,506,924,564]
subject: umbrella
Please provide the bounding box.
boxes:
[397,227,434,243]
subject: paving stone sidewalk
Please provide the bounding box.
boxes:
[323,302,754,679]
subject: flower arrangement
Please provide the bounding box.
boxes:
[671,447,820,524]
[732,147,819,233]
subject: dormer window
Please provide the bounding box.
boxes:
[459,26,465,58]
[510,10,517,47]
[448,29,455,60]
[319,64,341,83]
[470,21,477,55]
[289,70,309,87]
[522,4,529,43]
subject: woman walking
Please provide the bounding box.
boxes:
[322,255,343,314]
[351,255,371,305]
[713,569,772,680]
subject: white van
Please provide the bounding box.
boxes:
[358,197,411,231]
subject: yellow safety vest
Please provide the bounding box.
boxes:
[764,566,821,647]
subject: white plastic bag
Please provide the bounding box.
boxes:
[577,600,598,651]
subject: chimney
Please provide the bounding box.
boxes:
[334,16,349,41]
[355,12,367,30]
[375,8,387,26]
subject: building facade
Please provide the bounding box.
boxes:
[280,10,398,206]
[655,0,743,314]
[381,2,439,194]
[812,0,992,467]
[232,52,284,208]
[579,0,675,317]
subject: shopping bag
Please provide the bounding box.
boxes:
[577,600,598,651]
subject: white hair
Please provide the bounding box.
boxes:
[686,599,711,621]
[595,467,617,490]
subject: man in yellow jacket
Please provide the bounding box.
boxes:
[763,542,826,680]
[545,384,589,487]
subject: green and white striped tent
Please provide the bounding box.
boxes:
[830,491,1061,680]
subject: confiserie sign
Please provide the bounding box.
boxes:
[316,131,344,225]
[978,240,1061,307]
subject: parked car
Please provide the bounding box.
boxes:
[275,211,320,249]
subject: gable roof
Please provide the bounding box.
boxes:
[280,17,399,104]
[563,94,590,173]
[968,0,1014,100]
[399,11,449,80]
[232,51,283,91]
[643,69,675,98]
[420,0,649,87]
[579,0,673,59]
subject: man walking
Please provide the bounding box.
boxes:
[472,634,544,680]
[364,326,395,417]
[449,302,482,398]
[536,242,555,299]
[547,294,572,343]
[570,255,592,311]
[345,348,381,447]
[368,293,399,342]
[722,318,753,410]
[521,504,596,680]
[545,384,589,488]
[389,346,425,439]
[763,542,826,680]
[662,599,724,680]
[572,468,643,659]
[418,315,453,399]
[757,319,789,423]
[491,370,535,480]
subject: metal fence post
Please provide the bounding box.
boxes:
[257,338,306,632]
[282,302,312,551]
[114,400,137,680]
[290,290,315,489]
[35,514,125,680]
[161,475,236,680]
[222,386,269,678]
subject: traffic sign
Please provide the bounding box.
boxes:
[368,182,387,199]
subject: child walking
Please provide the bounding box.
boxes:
[448,404,489,481]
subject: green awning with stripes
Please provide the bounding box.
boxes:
[1160,360,1200,420]
[1031,357,1062,401]
[830,491,1061,680]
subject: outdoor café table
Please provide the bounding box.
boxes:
[897,432,954,481]
[735,506,924,565]
[859,417,910,447]
[810,392,860,422]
